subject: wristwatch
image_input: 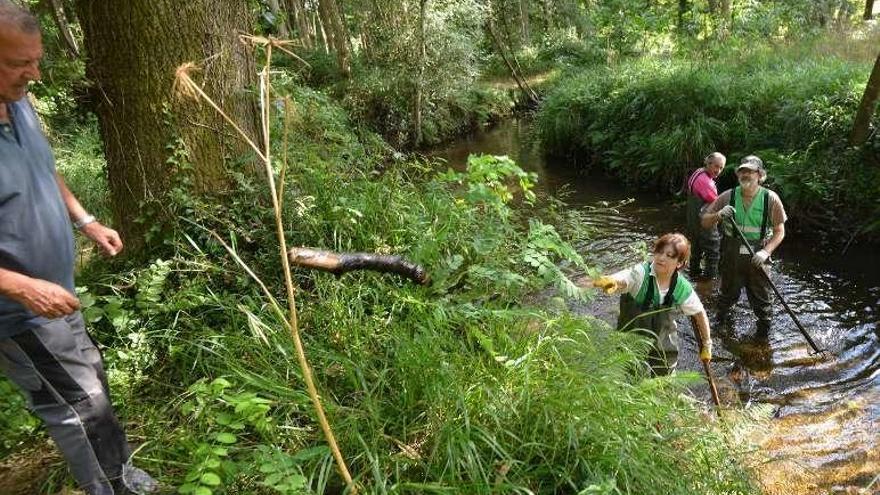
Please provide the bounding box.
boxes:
[73,214,96,230]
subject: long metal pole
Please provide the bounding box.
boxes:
[724,217,823,354]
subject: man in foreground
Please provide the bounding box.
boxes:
[701,155,788,339]
[0,3,159,493]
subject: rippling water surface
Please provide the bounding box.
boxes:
[434,120,880,494]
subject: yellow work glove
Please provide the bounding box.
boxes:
[699,340,712,363]
[593,276,619,295]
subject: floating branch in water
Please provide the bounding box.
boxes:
[289,247,430,285]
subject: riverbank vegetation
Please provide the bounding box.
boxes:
[536,8,880,245]
[7,78,759,494]
[2,0,880,493]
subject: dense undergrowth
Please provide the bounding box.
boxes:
[537,34,880,244]
[1,81,759,494]
[288,3,516,150]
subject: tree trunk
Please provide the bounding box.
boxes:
[849,51,880,146]
[519,0,530,46]
[267,0,290,37]
[541,0,553,33]
[865,0,876,20]
[43,0,79,58]
[499,8,531,79]
[74,0,261,247]
[678,0,690,33]
[285,0,313,49]
[318,0,350,76]
[486,19,538,106]
[316,11,329,54]
[413,0,427,146]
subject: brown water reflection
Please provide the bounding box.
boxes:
[432,119,880,494]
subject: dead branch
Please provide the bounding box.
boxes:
[289,247,430,285]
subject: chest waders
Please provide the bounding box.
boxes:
[719,187,774,334]
[617,263,692,375]
[686,170,720,277]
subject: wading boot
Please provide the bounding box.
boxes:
[113,463,164,494]
[755,320,771,342]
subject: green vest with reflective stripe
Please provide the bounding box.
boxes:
[732,186,769,242]
[632,262,694,311]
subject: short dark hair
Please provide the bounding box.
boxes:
[653,232,691,267]
[0,1,40,34]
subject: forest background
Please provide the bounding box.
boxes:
[1,0,879,494]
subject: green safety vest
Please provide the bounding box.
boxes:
[617,263,694,358]
[729,186,770,245]
[631,262,693,311]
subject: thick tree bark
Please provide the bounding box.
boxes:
[318,0,350,76]
[865,0,876,20]
[74,0,261,246]
[849,51,880,146]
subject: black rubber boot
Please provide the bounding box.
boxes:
[755,320,771,341]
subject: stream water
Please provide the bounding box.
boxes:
[433,119,880,494]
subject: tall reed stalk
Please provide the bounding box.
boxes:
[174,35,355,493]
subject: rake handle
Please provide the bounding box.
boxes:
[690,316,722,410]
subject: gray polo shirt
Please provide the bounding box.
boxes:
[0,98,75,337]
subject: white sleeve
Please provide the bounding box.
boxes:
[679,291,705,316]
[611,263,644,296]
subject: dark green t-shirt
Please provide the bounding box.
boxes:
[0,98,75,337]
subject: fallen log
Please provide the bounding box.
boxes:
[288,247,429,285]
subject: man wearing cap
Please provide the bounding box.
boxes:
[701,155,787,338]
[0,3,159,494]
[686,152,725,279]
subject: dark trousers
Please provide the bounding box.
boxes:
[718,251,774,332]
[686,194,720,278]
[618,295,679,375]
[688,225,720,278]
[0,312,132,495]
